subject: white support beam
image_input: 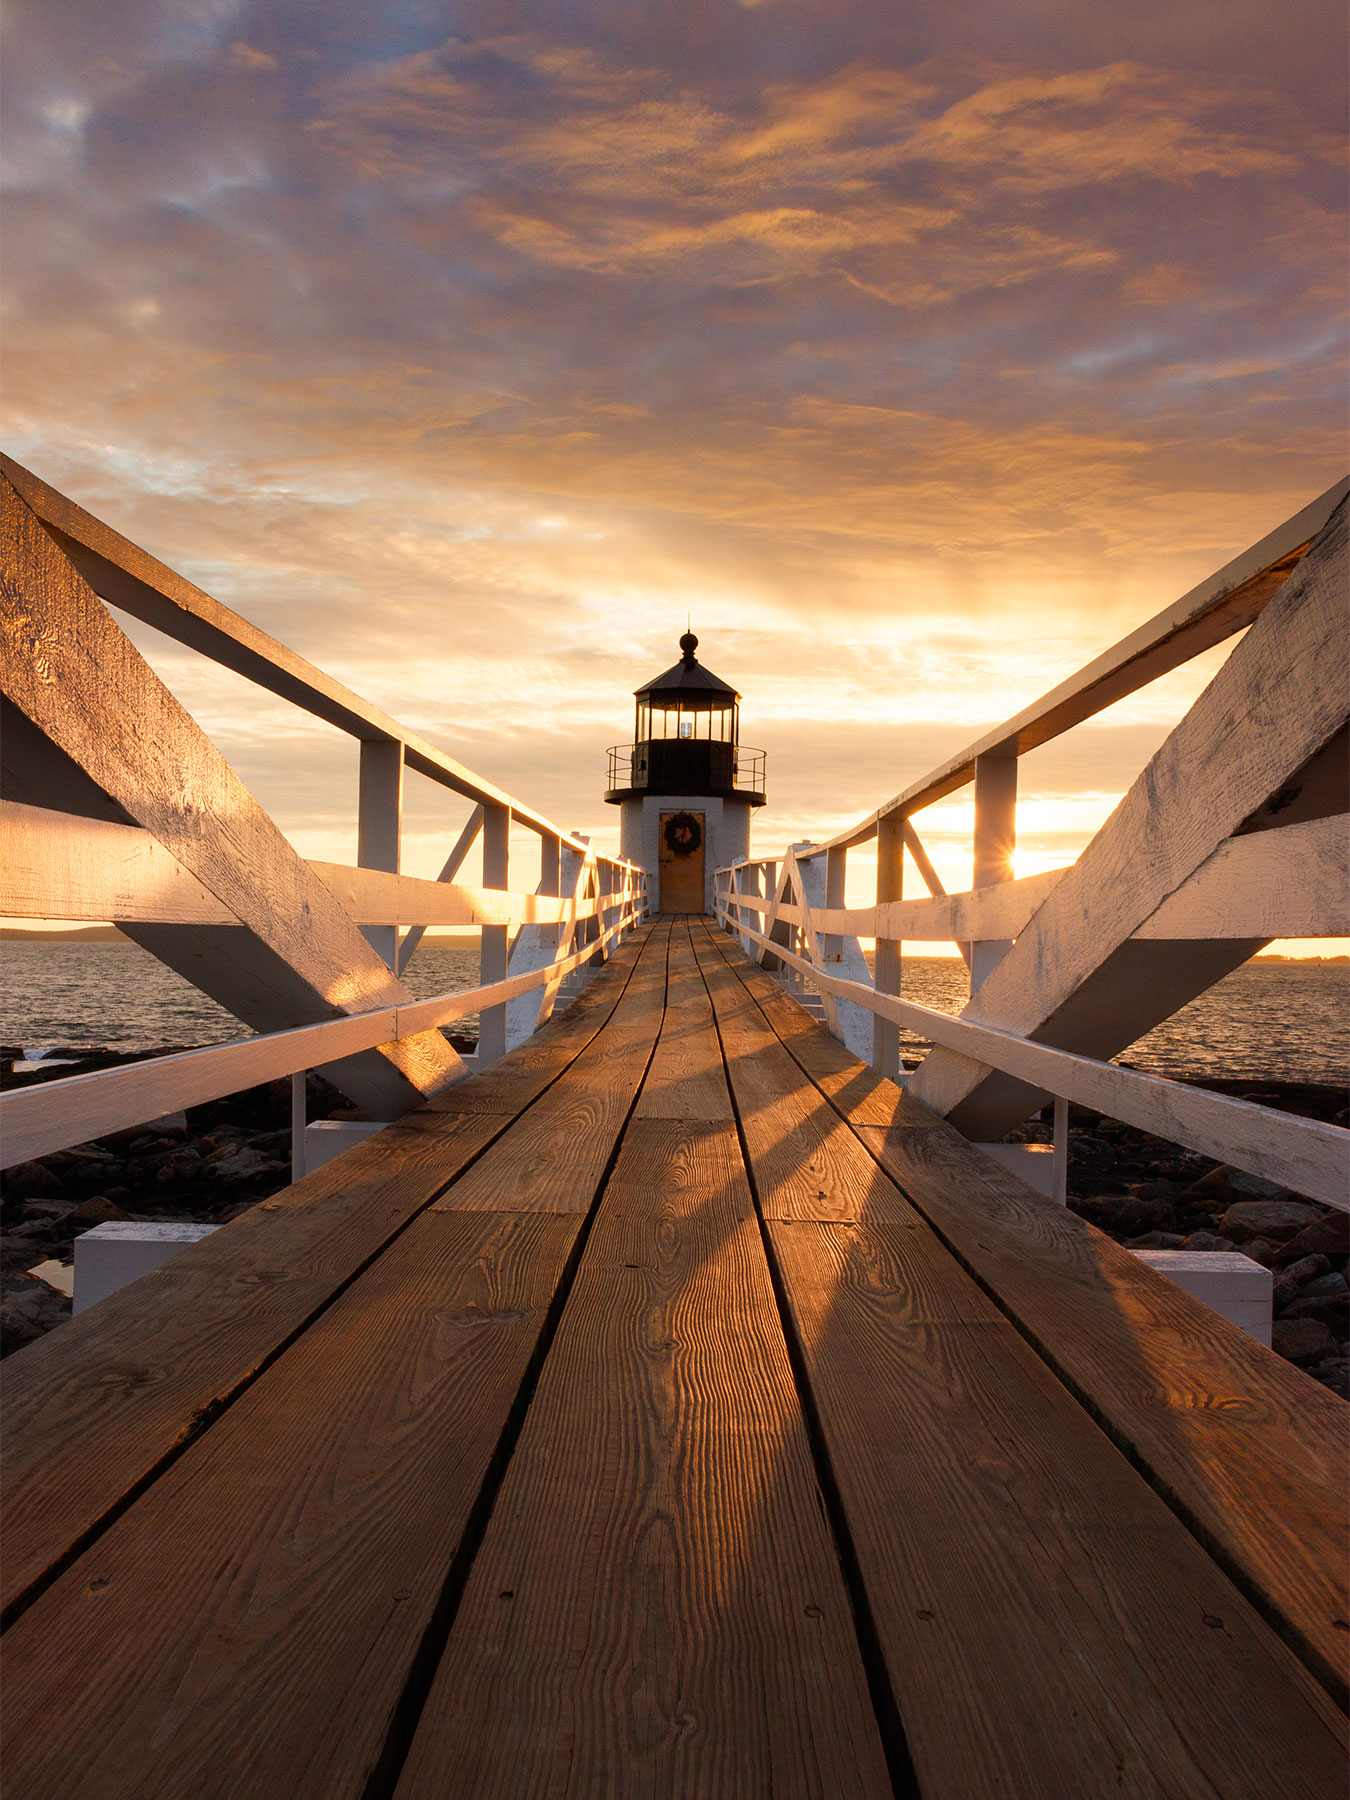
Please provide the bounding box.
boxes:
[477,802,510,1065]
[357,739,403,970]
[397,805,483,974]
[872,813,904,1080]
[970,751,1017,989]
[910,498,1349,1140]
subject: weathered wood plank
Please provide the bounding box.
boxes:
[394,1115,891,1798]
[434,927,670,1213]
[1,1210,582,1800]
[0,1110,500,1623]
[0,941,649,1623]
[768,1217,1348,1798]
[634,926,734,1121]
[707,926,1350,1704]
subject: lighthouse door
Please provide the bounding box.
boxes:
[658,810,706,913]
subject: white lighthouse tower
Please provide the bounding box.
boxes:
[605,632,766,913]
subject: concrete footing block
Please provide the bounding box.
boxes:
[303,1120,388,1176]
[977,1142,1057,1199]
[73,1221,220,1315]
[1130,1249,1273,1345]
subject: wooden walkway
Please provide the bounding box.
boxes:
[2,920,1347,1799]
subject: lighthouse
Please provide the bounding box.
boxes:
[605,632,766,913]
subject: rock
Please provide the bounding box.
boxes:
[1240,1238,1280,1268]
[1273,1213,1350,1264]
[70,1196,132,1225]
[1270,1318,1336,1364]
[1301,1271,1350,1302]
[1217,1200,1325,1244]
[1179,1232,1235,1253]
[1229,1170,1292,1202]
[207,1146,288,1183]
[217,1202,255,1223]
[1129,1179,1185,1203]
[3,1161,67,1200]
[1281,1297,1347,1326]
[22,1198,78,1222]
[1307,1356,1350,1401]
[1279,1254,1331,1288]
[1071,1194,1162,1236]
[1124,1230,1186,1250]
[1179,1165,1235,1205]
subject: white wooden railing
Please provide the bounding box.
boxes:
[716,479,1350,1212]
[0,458,646,1169]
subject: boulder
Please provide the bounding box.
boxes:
[1239,1238,1280,1267]
[3,1161,67,1201]
[1230,1171,1293,1202]
[1273,1212,1350,1264]
[1270,1317,1336,1364]
[1301,1271,1350,1302]
[70,1196,132,1225]
[1217,1200,1325,1244]
[1124,1230,1186,1250]
[1071,1194,1162,1236]
[1179,1232,1235,1253]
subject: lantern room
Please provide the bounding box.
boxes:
[605,632,765,914]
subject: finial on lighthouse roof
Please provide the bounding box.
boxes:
[679,630,698,666]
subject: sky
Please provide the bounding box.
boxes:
[3,0,1346,950]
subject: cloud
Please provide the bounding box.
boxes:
[1,1,1344,898]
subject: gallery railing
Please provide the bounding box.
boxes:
[606,741,766,795]
[715,478,1349,1210]
[0,457,646,1170]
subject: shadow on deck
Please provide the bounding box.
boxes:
[2,920,1346,1798]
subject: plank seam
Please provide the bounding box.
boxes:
[0,932,654,1636]
[698,922,1350,1713]
[357,924,678,1800]
[688,925,921,1800]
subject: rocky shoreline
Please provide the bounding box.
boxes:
[3,1050,1346,1398]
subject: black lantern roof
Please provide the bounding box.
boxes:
[635,633,739,706]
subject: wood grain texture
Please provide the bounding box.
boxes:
[708,927,1350,1704]
[768,1218,1348,1799]
[634,925,735,1121]
[693,936,911,1224]
[0,1109,502,1622]
[858,1122,1350,1705]
[1,1210,582,1800]
[436,928,670,1213]
[395,1124,890,1800]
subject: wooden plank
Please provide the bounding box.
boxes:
[720,909,1350,1209]
[395,1115,891,1799]
[431,927,670,1212]
[1,1209,582,1800]
[0,474,461,1117]
[815,476,1349,852]
[633,926,734,1121]
[911,499,1349,1137]
[709,927,1350,1704]
[0,940,652,1622]
[767,1216,1348,1798]
[0,1109,502,1623]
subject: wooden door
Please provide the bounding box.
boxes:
[658,811,706,913]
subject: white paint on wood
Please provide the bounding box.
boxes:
[975,1142,1057,1199]
[1129,1250,1273,1347]
[304,1119,388,1175]
[872,814,904,1079]
[357,739,403,970]
[728,912,1350,1210]
[910,499,1349,1138]
[73,1221,220,1315]
[970,752,1017,990]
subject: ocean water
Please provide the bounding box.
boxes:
[1,940,1346,1086]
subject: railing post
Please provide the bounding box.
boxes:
[824,845,847,964]
[290,1070,307,1182]
[872,814,903,1080]
[357,739,402,970]
[1053,1096,1070,1204]
[479,802,510,1064]
[971,751,1017,989]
